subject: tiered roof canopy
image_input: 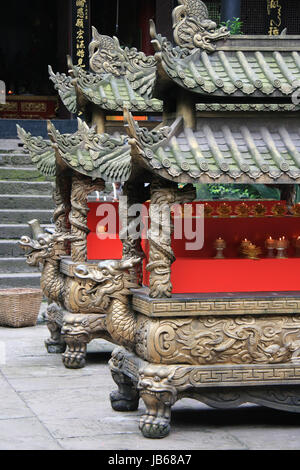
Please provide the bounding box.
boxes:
[17,0,300,187]
[125,112,300,184]
[49,27,162,115]
[152,34,300,99]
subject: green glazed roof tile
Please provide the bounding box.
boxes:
[129,115,300,184]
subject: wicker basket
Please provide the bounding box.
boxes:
[0,288,43,328]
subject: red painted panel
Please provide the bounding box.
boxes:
[87,201,300,293]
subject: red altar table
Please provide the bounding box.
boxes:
[87,200,300,294]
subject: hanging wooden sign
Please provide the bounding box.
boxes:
[72,0,90,69]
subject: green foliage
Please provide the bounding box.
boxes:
[195,184,281,201]
[220,17,243,35]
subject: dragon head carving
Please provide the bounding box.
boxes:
[19,221,78,266]
[61,312,106,340]
[172,0,230,51]
[74,257,141,311]
[89,26,125,76]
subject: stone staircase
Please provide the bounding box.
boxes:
[0,145,54,288]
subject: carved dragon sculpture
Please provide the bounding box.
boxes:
[74,257,141,351]
[172,0,230,51]
[19,228,73,306]
[19,224,111,367]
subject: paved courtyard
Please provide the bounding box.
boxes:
[0,322,300,450]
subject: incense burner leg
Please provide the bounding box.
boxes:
[110,370,140,412]
[62,337,87,369]
[61,312,107,369]
[61,313,89,369]
[138,367,177,439]
[44,303,66,354]
[109,348,140,411]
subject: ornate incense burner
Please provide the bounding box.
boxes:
[18,0,300,439]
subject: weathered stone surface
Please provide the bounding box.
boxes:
[0,324,300,450]
[0,181,53,195]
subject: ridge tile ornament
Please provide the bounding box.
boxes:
[172,0,230,51]
[17,0,300,439]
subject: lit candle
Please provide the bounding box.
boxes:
[276,237,289,259]
[214,237,226,259]
[277,237,288,249]
[240,238,251,257]
[265,236,276,248]
[265,236,276,258]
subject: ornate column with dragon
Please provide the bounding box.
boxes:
[69,172,105,263]
[147,180,196,298]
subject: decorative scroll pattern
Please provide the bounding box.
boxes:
[148,315,300,365]
[132,297,300,318]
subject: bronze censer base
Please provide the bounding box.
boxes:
[107,290,300,438]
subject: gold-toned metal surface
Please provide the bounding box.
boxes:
[132,292,300,317]
[69,172,104,263]
[109,346,300,438]
[146,181,196,299]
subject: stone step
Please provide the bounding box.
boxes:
[0,224,50,239]
[0,153,34,167]
[0,257,39,273]
[0,272,41,288]
[0,194,54,210]
[0,181,53,195]
[0,240,26,257]
[0,166,51,181]
[0,209,53,224]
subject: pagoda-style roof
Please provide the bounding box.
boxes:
[150,0,300,101]
[18,107,300,186]
[17,119,131,183]
[152,35,300,99]
[49,66,162,114]
[49,26,162,114]
[125,111,300,184]
[196,103,300,113]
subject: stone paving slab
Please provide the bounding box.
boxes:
[0,418,61,450]
[0,324,300,450]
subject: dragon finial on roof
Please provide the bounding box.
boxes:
[172,0,229,51]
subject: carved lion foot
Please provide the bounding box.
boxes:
[139,413,170,439]
[139,390,175,439]
[62,344,87,369]
[45,303,65,354]
[110,368,139,411]
[45,338,66,354]
[110,389,139,412]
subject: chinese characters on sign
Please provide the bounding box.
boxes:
[72,0,90,68]
[267,0,282,35]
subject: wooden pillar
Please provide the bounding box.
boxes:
[221,0,241,22]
